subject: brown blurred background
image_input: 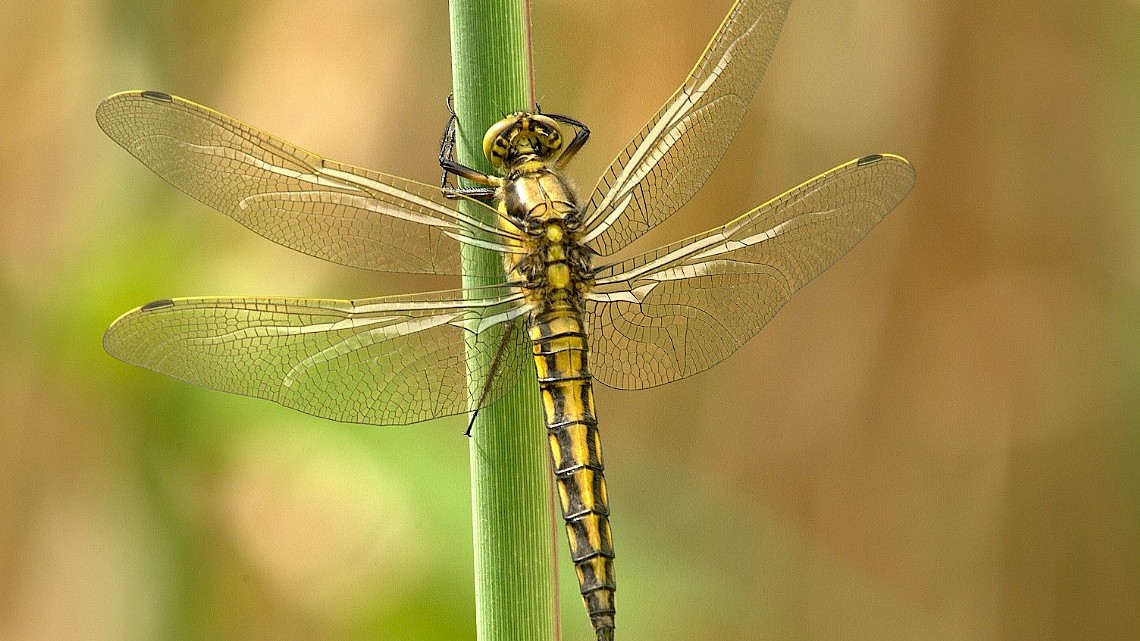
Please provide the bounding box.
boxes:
[2,0,1137,640]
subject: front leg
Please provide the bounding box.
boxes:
[444,183,500,200]
[439,96,501,201]
[544,112,591,170]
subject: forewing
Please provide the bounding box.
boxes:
[587,154,914,389]
[580,0,792,254]
[96,91,516,275]
[104,288,533,426]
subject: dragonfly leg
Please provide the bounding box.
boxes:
[439,95,500,201]
[438,94,462,188]
[446,185,499,200]
[464,321,518,436]
[545,112,591,170]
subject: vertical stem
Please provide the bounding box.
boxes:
[448,2,558,641]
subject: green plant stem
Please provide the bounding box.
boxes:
[448,2,558,641]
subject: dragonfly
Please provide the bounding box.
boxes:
[98,0,914,639]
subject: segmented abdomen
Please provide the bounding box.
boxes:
[529,306,616,641]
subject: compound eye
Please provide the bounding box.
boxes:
[482,116,519,169]
[530,115,563,154]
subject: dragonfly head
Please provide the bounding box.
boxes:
[483,112,563,170]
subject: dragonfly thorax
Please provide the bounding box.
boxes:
[483,112,564,170]
[501,167,581,227]
[497,169,592,314]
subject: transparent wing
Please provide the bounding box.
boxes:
[104,287,534,426]
[580,0,792,254]
[586,154,914,389]
[96,91,519,275]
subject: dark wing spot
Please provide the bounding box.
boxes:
[141,299,175,311]
[140,91,173,102]
[857,154,884,166]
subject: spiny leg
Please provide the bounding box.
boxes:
[439,94,499,201]
[465,320,518,436]
[544,112,591,170]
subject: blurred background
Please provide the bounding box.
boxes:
[2,0,1137,640]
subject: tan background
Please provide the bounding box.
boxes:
[1,0,1137,640]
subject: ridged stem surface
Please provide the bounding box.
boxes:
[449,2,558,641]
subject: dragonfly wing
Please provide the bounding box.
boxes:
[587,154,914,389]
[96,91,518,275]
[580,0,792,254]
[104,288,534,425]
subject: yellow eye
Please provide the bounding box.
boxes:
[482,115,520,169]
[531,115,563,152]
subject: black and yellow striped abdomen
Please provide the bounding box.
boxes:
[529,305,616,641]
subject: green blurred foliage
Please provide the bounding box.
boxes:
[1,1,1137,640]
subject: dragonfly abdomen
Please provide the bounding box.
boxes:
[529,306,616,641]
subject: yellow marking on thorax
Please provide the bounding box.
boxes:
[514,159,547,175]
[547,262,571,289]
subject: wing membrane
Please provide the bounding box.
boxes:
[586,154,914,389]
[580,0,792,254]
[96,91,518,275]
[104,288,533,425]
